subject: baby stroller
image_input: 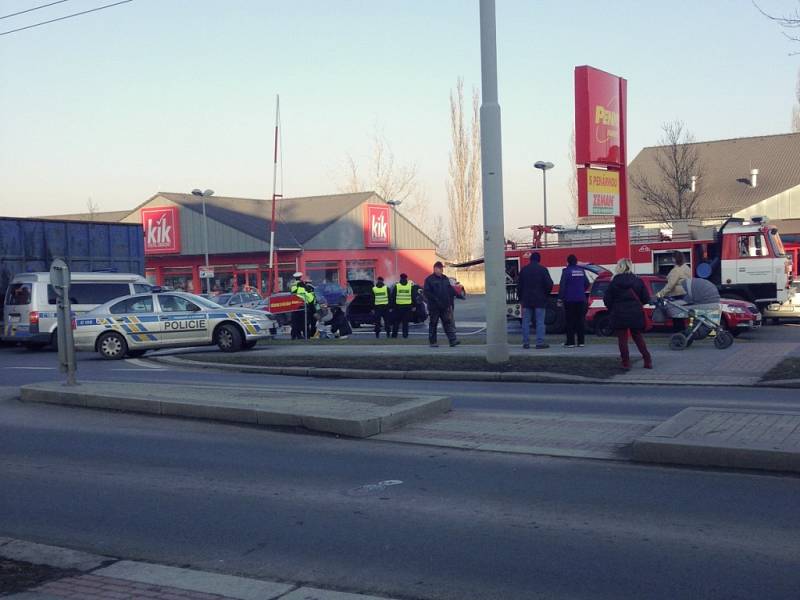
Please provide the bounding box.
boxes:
[656,278,733,350]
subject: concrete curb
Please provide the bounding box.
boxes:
[631,407,800,473]
[0,538,400,600]
[758,377,800,387]
[19,382,452,439]
[153,355,607,384]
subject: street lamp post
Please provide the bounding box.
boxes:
[533,161,554,228]
[191,188,214,294]
[387,199,402,279]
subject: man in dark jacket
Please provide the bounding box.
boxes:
[517,252,553,349]
[423,261,459,348]
[558,254,590,347]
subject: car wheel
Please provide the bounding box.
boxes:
[243,339,258,350]
[594,313,613,337]
[350,320,360,328]
[545,299,566,334]
[127,349,147,358]
[215,323,243,352]
[97,332,128,360]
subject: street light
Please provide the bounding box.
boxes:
[191,188,214,294]
[386,199,402,279]
[533,161,554,228]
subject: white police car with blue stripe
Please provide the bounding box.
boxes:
[73,292,277,359]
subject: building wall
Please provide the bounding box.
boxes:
[733,185,800,222]
[304,201,436,251]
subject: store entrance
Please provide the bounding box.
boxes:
[236,271,259,294]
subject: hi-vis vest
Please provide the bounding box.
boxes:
[395,282,413,305]
[372,285,389,306]
[292,284,307,302]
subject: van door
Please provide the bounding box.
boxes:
[3,283,33,340]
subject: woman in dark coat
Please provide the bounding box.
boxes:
[602,258,653,370]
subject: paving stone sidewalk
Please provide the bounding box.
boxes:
[1,539,399,600]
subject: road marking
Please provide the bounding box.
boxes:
[347,479,403,496]
[8,366,55,370]
[125,358,165,369]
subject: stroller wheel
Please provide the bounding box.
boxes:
[669,333,688,351]
[714,330,734,350]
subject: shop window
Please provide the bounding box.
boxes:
[307,261,341,285]
[346,260,375,282]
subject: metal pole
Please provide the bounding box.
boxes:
[393,205,399,278]
[479,0,509,363]
[542,169,548,227]
[202,196,210,294]
[269,94,280,295]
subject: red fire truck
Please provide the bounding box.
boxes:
[459,217,793,333]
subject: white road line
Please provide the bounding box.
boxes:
[8,366,55,370]
[125,358,165,369]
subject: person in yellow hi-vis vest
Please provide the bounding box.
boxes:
[372,276,390,338]
[391,273,414,339]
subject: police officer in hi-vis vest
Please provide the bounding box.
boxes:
[372,276,390,338]
[290,272,307,340]
[391,273,414,339]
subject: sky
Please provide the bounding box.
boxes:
[1,0,798,239]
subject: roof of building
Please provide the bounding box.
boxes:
[580,132,800,225]
[151,191,376,247]
[38,210,133,223]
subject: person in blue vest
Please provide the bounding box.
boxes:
[372,276,391,338]
[390,273,414,339]
[557,254,590,347]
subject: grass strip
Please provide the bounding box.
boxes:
[761,357,800,382]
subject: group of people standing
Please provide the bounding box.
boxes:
[517,252,668,370]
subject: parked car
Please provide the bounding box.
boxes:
[73,292,276,359]
[449,277,467,299]
[762,289,800,324]
[213,292,262,308]
[2,271,153,349]
[345,279,428,328]
[586,272,761,336]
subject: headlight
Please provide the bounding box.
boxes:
[721,304,745,314]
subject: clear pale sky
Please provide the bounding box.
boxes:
[0,0,797,234]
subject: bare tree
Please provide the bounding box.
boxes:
[630,120,705,225]
[446,78,482,263]
[792,68,800,132]
[86,197,99,221]
[754,1,800,48]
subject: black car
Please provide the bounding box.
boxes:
[346,279,428,328]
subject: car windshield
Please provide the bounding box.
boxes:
[216,294,232,305]
[769,229,786,257]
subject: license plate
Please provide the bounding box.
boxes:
[9,315,20,323]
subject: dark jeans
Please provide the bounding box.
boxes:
[290,309,305,339]
[391,305,412,338]
[564,301,586,346]
[373,306,390,337]
[429,306,457,344]
[615,328,651,366]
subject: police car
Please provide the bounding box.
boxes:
[73,291,277,359]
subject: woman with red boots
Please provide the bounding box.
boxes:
[602,258,653,370]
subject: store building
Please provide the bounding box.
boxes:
[62,191,438,294]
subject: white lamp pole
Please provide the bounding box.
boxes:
[534,161,554,228]
[191,188,214,294]
[387,199,402,278]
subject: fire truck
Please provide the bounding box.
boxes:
[473,217,792,333]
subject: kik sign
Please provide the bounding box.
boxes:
[141,206,181,254]
[364,204,391,248]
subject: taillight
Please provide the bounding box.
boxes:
[29,311,39,326]
[71,318,77,330]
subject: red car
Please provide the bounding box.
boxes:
[586,272,761,337]
[449,277,466,300]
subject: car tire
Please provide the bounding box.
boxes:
[243,339,258,350]
[127,349,147,358]
[97,332,128,360]
[594,313,613,337]
[545,299,566,334]
[215,323,243,352]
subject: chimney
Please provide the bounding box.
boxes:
[750,168,759,188]
[690,175,697,192]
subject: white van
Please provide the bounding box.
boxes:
[2,272,152,348]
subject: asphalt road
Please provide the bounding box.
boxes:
[1,388,798,600]
[2,336,800,599]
